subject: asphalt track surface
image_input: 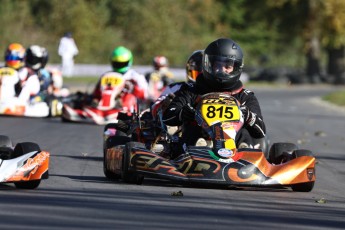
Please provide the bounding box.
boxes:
[0,84,344,230]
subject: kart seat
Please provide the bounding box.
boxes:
[0,146,14,160]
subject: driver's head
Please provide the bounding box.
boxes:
[110,46,133,74]
[25,45,49,71]
[5,43,25,70]
[201,38,244,90]
[186,50,203,83]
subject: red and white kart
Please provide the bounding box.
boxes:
[0,135,49,189]
[61,72,137,125]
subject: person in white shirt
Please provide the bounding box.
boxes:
[58,32,79,77]
[17,45,45,102]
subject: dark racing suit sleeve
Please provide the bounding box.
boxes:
[237,89,266,138]
[162,84,197,126]
[163,85,266,138]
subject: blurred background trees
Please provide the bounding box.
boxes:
[1,0,345,83]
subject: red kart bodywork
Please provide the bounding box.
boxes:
[62,92,137,125]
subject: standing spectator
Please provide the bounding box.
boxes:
[58,32,78,77]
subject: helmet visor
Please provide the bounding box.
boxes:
[189,70,200,81]
[204,55,236,75]
[112,61,129,70]
[27,56,42,66]
[5,54,24,62]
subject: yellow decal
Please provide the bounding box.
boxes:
[100,75,124,87]
[201,103,240,125]
[0,67,17,77]
[224,139,236,150]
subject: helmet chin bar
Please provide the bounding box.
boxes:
[214,72,230,82]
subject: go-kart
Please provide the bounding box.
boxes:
[0,135,49,189]
[103,92,316,192]
[61,72,137,125]
[0,95,62,118]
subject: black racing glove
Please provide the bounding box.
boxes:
[240,105,256,127]
[180,103,196,122]
[240,105,249,122]
[160,93,175,112]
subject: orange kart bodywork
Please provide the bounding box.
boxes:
[4,151,50,183]
[105,144,315,190]
[103,93,316,192]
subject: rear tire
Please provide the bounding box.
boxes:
[268,142,298,164]
[122,142,145,184]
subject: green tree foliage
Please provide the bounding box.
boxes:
[0,0,344,83]
[265,0,345,83]
[0,1,34,48]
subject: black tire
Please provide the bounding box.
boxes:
[104,123,128,138]
[61,115,71,122]
[291,181,315,192]
[13,142,41,158]
[291,149,315,192]
[253,136,270,159]
[268,142,298,164]
[14,180,41,189]
[122,142,145,184]
[103,135,131,180]
[292,149,313,158]
[49,98,62,117]
[0,135,12,147]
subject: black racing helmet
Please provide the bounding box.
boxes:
[186,50,203,83]
[202,38,243,89]
[26,45,49,70]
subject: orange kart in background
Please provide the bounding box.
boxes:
[103,93,316,192]
[0,135,49,189]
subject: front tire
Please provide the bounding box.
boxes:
[13,142,41,158]
[14,180,41,189]
[291,181,314,192]
[291,149,315,192]
[268,142,298,164]
[103,134,131,180]
[122,142,145,184]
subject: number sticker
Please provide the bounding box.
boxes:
[0,67,16,77]
[100,75,124,87]
[201,104,240,125]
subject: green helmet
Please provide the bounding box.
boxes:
[110,46,133,73]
